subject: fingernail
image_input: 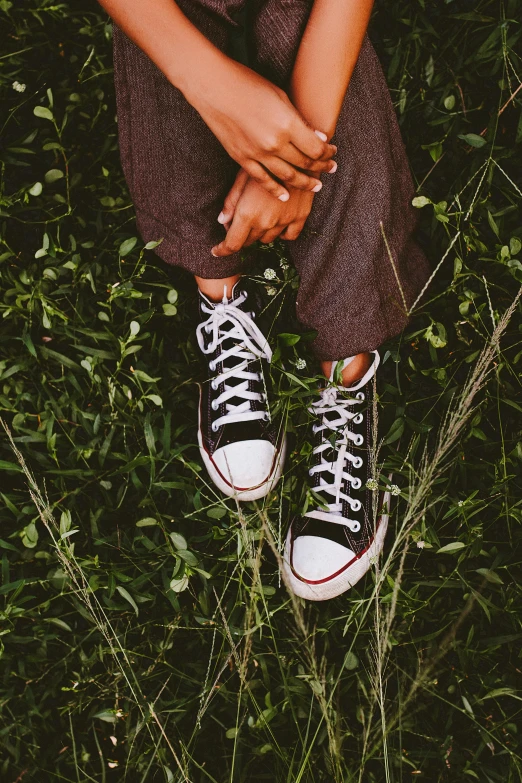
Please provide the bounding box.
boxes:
[278,192,290,202]
[211,249,218,257]
[315,130,328,142]
[328,161,338,174]
[312,182,323,193]
[217,211,227,224]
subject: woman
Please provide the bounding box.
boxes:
[99,0,430,600]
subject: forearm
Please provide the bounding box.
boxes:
[290,0,374,140]
[98,0,230,104]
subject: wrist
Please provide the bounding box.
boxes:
[175,48,237,111]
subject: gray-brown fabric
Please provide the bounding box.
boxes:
[112,0,430,360]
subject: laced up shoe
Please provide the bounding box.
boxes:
[283,352,389,601]
[196,283,286,501]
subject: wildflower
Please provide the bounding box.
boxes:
[390,484,401,496]
[457,500,464,507]
[416,540,426,549]
[264,268,276,280]
[266,286,277,296]
[366,478,378,491]
[295,358,307,370]
[12,81,26,93]
[280,259,289,270]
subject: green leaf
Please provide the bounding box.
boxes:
[437,541,466,554]
[412,195,431,208]
[119,237,138,256]
[93,710,117,723]
[170,532,187,550]
[33,106,54,121]
[29,182,43,196]
[343,651,359,670]
[170,575,189,593]
[116,585,139,616]
[383,417,404,445]
[162,304,178,316]
[44,169,64,184]
[458,133,487,148]
[475,568,503,584]
[167,289,178,304]
[136,517,157,527]
[177,549,198,567]
[21,521,38,549]
[0,460,22,473]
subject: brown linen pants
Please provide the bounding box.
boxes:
[112,0,430,360]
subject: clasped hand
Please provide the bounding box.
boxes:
[211,168,319,257]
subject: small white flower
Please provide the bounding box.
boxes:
[264,268,276,280]
[416,540,426,549]
[457,500,464,507]
[390,484,401,496]
[280,260,289,270]
[266,286,277,296]
[295,358,307,370]
[12,81,26,93]
[366,478,378,492]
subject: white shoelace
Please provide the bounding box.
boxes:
[196,289,271,433]
[305,353,380,533]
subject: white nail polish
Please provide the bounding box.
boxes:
[312,182,322,193]
[278,192,290,202]
[315,130,328,142]
[217,212,226,224]
[329,161,338,174]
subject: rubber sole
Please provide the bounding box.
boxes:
[197,399,287,501]
[282,492,390,601]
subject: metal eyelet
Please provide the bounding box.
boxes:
[211,400,218,411]
[211,422,219,433]
[242,291,248,299]
[353,456,363,469]
[355,435,364,446]
[211,380,218,391]
[209,361,216,372]
[354,414,363,425]
[351,521,361,533]
[352,478,362,490]
[263,412,270,421]
[352,499,362,512]
[205,325,211,334]
[356,392,365,400]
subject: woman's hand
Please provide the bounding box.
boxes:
[211,169,315,257]
[191,60,337,202]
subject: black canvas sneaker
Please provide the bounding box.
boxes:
[283,352,389,600]
[196,283,286,501]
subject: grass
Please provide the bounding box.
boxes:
[1,0,522,781]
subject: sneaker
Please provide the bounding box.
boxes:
[282,352,389,601]
[196,283,286,501]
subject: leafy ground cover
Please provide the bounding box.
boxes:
[1,1,522,781]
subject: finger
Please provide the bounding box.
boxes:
[218,168,249,225]
[211,213,253,257]
[291,120,334,162]
[242,159,290,202]
[260,226,285,244]
[284,142,338,173]
[263,156,323,192]
[280,221,305,241]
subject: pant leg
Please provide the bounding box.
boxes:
[112,0,248,278]
[251,1,431,360]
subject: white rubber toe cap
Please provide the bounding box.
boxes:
[212,439,276,491]
[291,536,355,583]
